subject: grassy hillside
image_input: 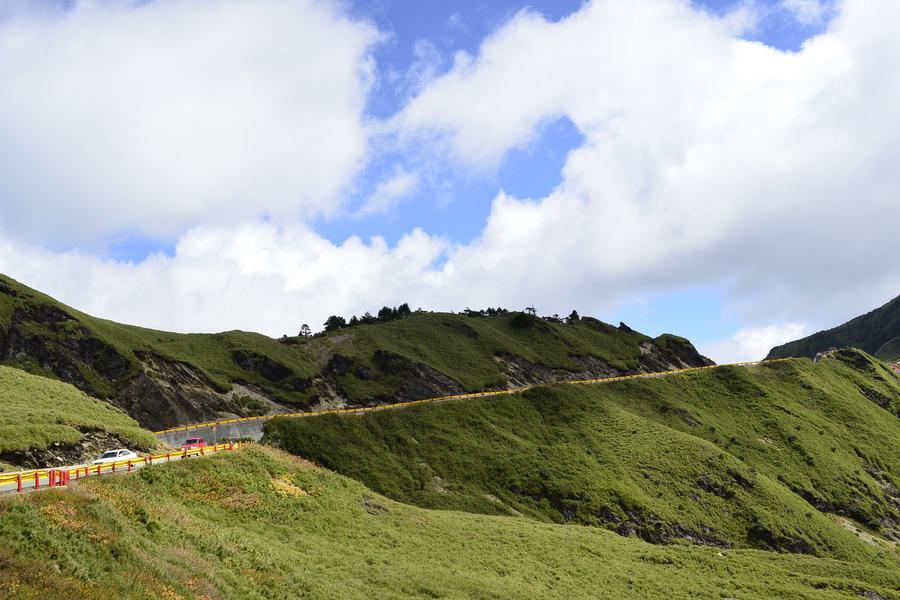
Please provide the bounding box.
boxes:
[1,446,897,599]
[0,274,318,400]
[301,311,707,401]
[0,274,711,429]
[265,351,900,560]
[0,365,155,465]
[768,293,900,360]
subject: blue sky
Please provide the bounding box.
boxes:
[305,0,831,346]
[2,0,897,362]
[110,0,832,251]
[318,0,834,250]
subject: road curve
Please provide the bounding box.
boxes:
[155,359,789,447]
[2,361,790,495]
[0,443,245,494]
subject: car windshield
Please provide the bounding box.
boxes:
[186,439,200,444]
[99,451,118,459]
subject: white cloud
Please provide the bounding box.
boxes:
[0,223,448,336]
[390,0,900,331]
[1,0,899,351]
[701,323,808,364]
[782,0,828,25]
[0,0,380,244]
[355,168,419,218]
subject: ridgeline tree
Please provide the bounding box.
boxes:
[323,315,347,332]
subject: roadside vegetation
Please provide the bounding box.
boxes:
[1,445,897,599]
[0,365,154,457]
[265,352,900,561]
[0,274,709,418]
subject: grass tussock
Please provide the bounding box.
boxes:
[1,445,898,599]
[0,365,155,454]
[265,354,900,562]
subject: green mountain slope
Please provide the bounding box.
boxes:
[768,293,900,361]
[0,365,155,470]
[1,446,897,599]
[265,351,900,559]
[0,274,712,430]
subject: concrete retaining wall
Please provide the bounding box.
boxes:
[156,419,266,448]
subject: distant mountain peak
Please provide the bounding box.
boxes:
[767,293,900,361]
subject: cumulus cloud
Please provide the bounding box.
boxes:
[1,0,899,365]
[0,0,379,243]
[392,0,900,333]
[0,223,448,336]
[701,323,808,364]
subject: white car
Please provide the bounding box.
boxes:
[91,449,138,465]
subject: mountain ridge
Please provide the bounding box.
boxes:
[265,349,900,556]
[0,274,713,430]
[768,293,900,361]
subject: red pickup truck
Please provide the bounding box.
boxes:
[181,437,206,450]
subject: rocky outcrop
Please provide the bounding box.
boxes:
[372,350,467,404]
[859,385,894,412]
[638,335,715,371]
[0,273,719,430]
[117,353,289,431]
[0,303,132,396]
[0,429,147,470]
[231,350,311,392]
[493,353,620,389]
[746,521,816,554]
[311,351,468,410]
[493,336,712,391]
[493,353,559,388]
[598,506,730,548]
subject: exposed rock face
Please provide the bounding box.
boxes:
[311,350,468,410]
[0,429,144,470]
[494,353,559,388]
[864,465,900,541]
[0,273,717,430]
[0,304,131,394]
[117,353,289,431]
[231,350,310,392]
[599,507,731,549]
[0,286,294,430]
[493,337,712,391]
[746,522,816,555]
[493,353,619,389]
[372,350,467,404]
[638,336,716,371]
[232,350,289,382]
[859,385,894,412]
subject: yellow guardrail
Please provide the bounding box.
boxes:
[0,442,249,493]
[1,359,796,494]
[154,359,793,436]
